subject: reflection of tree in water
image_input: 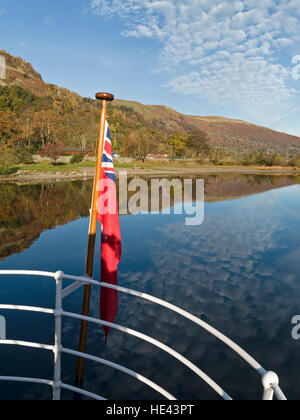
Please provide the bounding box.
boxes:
[0,175,299,260]
[245,175,294,187]
[0,181,93,260]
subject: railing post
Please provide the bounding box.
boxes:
[53,271,64,401]
[263,387,274,401]
[262,371,280,401]
[262,372,286,401]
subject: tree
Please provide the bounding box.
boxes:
[123,128,154,161]
[268,153,286,167]
[0,110,17,145]
[39,143,60,163]
[168,132,188,158]
[33,110,61,148]
[13,144,34,164]
[20,107,34,147]
[0,144,19,174]
[289,155,300,167]
[186,131,211,160]
[210,148,226,165]
[242,151,268,166]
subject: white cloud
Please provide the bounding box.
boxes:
[0,9,7,16]
[166,55,294,105]
[90,1,300,109]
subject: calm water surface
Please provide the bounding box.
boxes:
[0,174,299,400]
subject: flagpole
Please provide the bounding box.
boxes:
[74,92,114,396]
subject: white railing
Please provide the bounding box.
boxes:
[0,270,287,401]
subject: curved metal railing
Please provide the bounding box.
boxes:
[0,270,287,401]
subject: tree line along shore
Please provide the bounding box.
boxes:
[0,158,300,184]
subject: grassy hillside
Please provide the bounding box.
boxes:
[116,99,300,158]
[1,49,300,170]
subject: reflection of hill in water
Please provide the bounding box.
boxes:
[125,174,300,209]
[203,174,300,202]
[0,175,299,260]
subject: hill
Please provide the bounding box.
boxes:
[115,99,300,157]
[1,49,300,163]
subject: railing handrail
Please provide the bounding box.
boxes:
[0,337,176,400]
[0,304,232,400]
[0,270,287,400]
[0,376,106,401]
[0,270,268,375]
[62,310,232,400]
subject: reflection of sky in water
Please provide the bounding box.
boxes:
[0,184,300,400]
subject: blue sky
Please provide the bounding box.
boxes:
[0,0,300,136]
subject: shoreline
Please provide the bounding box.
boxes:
[0,165,299,184]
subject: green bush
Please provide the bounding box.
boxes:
[52,162,66,166]
[267,153,286,167]
[0,166,19,175]
[240,151,286,167]
[0,146,19,175]
[289,155,300,167]
[70,153,85,164]
[220,159,236,166]
[14,146,34,164]
[211,158,221,165]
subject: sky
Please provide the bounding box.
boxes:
[0,0,300,136]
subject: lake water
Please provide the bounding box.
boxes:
[0,174,300,400]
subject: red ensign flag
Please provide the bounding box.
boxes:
[97,121,121,343]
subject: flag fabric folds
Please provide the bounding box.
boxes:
[97,121,121,342]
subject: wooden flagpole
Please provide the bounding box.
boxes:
[74,92,114,396]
